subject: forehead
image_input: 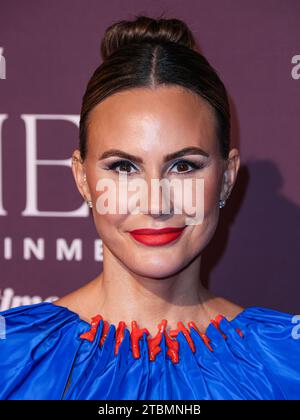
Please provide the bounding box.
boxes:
[86,86,218,154]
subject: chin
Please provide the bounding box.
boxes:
[125,253,188,280]
[129,266,184,280]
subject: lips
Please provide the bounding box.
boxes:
[129,226,186,246]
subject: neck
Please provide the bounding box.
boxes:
[86,245,226,336]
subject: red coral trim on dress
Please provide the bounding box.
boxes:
[147,319,167,361]
[170,321,196,353]
[115,321,126,355]
[210,315,228,340]
[130,321,150,359]
[79,314,102,342]
[188,321,214,352]
[79,313,244,363]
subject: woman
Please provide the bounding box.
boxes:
[0,15,299,400]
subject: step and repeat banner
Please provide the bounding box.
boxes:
[0,1,299,312]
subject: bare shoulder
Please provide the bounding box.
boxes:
[52,290,84,317]
[53,277,100,323]
[212,296,246,321]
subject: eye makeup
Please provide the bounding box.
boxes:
[102,157,207,176]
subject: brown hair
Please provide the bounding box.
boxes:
[79,14,230,161]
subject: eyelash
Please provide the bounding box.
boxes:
[106,159,204,175]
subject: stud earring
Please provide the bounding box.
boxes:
[82,174,92,207]
[86,199,93,208]
[219,199,226,208]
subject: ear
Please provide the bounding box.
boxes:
[220,148,240,201]
[71,149,92,203]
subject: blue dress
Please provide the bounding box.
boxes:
[0,301,299,400]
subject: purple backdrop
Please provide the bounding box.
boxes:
[0,0,299,313]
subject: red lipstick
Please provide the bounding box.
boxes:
[129,226,186,246]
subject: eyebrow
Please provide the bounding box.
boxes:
[99,146,210,164]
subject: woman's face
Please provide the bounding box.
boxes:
[72,86,240,278]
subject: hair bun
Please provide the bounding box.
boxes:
[101,15,198,61]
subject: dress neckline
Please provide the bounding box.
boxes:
[43,300,252,363]
[47,300,249,335]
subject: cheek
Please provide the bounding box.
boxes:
[187,169,222,246]
[203,172,221,216]
[92,212,130,254]
[172,171,222,258]
[182,169,221,223]
[88,175,126,242]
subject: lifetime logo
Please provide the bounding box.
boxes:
[0,48,6,80]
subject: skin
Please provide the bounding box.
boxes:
[54,85,243,337]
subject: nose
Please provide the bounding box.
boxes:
[142,176,175,219]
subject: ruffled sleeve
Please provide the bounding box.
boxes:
[227,306,300,399]
[0,302,83,400]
